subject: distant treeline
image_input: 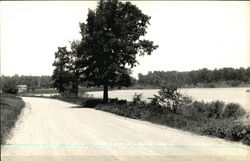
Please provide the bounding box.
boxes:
[1,75,53,94]
[137,67,250,88]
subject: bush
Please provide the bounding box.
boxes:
[222,103,246,118]
[203,126,227,138]
[117,99,127,105]
[242,134,250,145]
[110,98,127,105]
[229,125,248,141]
[205,101,225,118]
[109,98,118,103]
[132,93,142,104]
[180,101,206,119]
[4,85,18,94]
[151,83,184,113]
[83,98,103,108]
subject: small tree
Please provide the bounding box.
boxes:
[154,82,181,113]
[151,80,191,114]
[52,47,75,95]
[77,0,158,103]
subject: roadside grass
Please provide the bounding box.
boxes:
[95,100,250,146]
[1,94,25,144]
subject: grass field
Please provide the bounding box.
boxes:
[1,94,25,144]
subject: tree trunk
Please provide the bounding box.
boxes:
[103,83,108,103]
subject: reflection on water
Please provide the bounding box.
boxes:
[88,88,250,111]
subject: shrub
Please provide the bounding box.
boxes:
[132,93,146,107]
[202,126,227,138]
[222,103,246,118]
[116,99,127,105]
[152,82,184,113]
[110,98,127,105]
[181,101,206,118]
[83,98,103,108]
[205,101,225,118]
[229,125,248,141]
[4,85,18,94]
[109,98,118,103]
[132,93,142,103]
[242,134,250,145]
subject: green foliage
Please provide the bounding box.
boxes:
[109,98,127,105]
[76,0,158,102]
[132,93,145,106]
[205,101,225,118]
[3,84,18,94]
[52,47,71,93]
[96,99,249,145]
[152,82,187,113]
[1,75,18,94]
[181,100,246,120]
[222,103,246,118]
[52,46,79,96]
[229,125,249,141]
[242,134,250,145]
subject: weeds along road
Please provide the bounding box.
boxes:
[1,97,249,161]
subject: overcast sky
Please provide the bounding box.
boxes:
[1,1,249,78]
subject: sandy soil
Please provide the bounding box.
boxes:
[1,97,249,161]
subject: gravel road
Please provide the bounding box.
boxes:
[1,97,249,161]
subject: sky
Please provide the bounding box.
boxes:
[1,1,250,78]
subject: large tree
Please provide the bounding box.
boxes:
[77,0,158,102]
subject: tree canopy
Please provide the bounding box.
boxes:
[76,0,158,102]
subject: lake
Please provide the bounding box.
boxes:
[87,88,250,112]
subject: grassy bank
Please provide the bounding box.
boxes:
[1,94,25,144]
[56,95,250,146]
[96,101,250,145]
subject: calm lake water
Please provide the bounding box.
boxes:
[87,88,250,111]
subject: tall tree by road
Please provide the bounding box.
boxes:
[77,0,158,102]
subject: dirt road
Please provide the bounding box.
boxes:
[1,97,249,161]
